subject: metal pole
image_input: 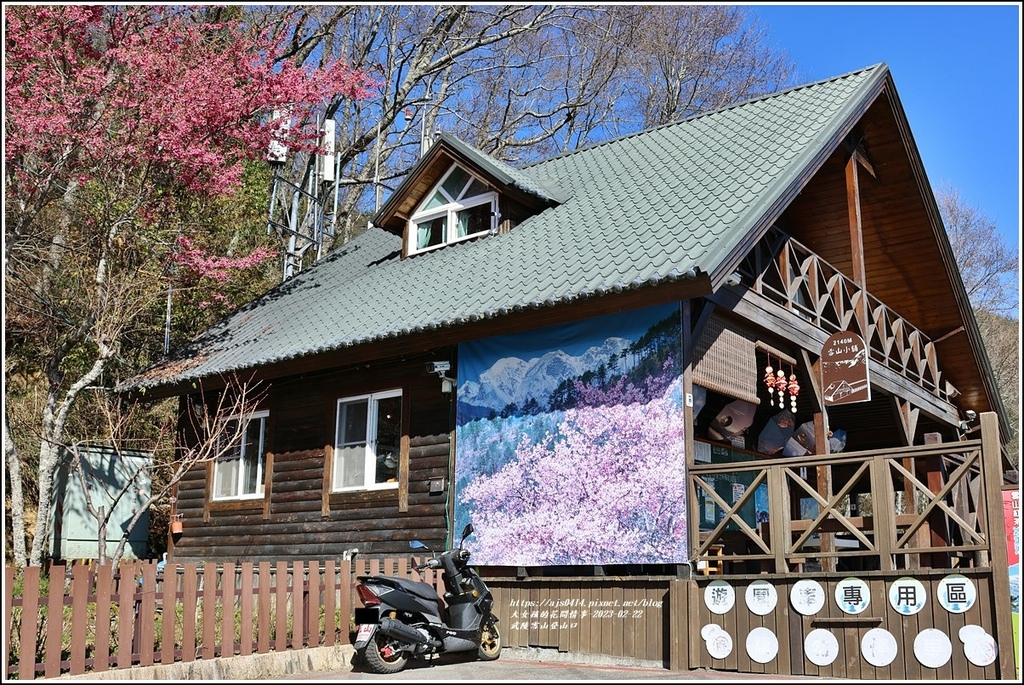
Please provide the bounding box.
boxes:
[163,287,172,355]
[374,117,382,212]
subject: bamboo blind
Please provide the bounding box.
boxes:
[692,315,759,404]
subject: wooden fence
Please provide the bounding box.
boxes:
[5,552,1013,679]
[3,556,444,681]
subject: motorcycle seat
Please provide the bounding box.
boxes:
[359,574,440,602]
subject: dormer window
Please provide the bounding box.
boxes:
[408,164,497,254]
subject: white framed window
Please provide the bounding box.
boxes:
[408,164,497,254]
[213,410,269,500]
[333,390,402,492]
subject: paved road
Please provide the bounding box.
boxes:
[284,648,823,681]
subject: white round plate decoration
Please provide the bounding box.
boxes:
[963,631,998,667]
[834,576,870,614]
[745,626,779,664]
[706,628,734,660]
[936,573,976,613]
[914,628,952,668]
[701,623,721,641]
[958,624,986,643]
[791,579,826,615]
[861,628,898,667]
[745,580,778,616]
[704,579,736,614]
[804,628,840,667]
[888,577,927,615]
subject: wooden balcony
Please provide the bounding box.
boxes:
[735,227,953,405]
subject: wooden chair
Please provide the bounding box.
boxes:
[697,544,725,576]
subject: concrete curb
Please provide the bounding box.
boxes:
[52,645,356,681]
[501,646,665,670]
[49,645,668,681]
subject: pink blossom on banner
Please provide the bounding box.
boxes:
[460,370,686,566]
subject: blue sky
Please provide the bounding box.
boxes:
[746,2,1021,257]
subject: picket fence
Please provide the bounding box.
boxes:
[4,556,444,681]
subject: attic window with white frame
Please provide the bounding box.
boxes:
[408,164,497,254]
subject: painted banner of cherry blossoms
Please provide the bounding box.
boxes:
[454,303,686,566]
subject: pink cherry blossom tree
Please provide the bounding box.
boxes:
[4,5,374,566]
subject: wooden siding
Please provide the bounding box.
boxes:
[171,355,454,561]
[487,577,675,665]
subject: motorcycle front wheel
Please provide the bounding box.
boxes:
[478,615,502,661]
[362,633,409,674]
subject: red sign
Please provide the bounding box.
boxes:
[821,331,870,406]
[1004,488,1020,679]
[1005,488,1020,567]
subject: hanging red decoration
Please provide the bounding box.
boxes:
[775,369,787,407]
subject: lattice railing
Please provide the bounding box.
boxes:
[689,439,991,575]
[738,228,949,401]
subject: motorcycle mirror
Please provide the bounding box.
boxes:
[409,540,427,550]
[461,523,473,539]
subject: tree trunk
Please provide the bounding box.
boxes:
[30,439,62,566]
[3,413,28,566]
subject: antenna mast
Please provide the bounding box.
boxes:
[265,112,341,281]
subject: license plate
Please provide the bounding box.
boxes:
[355,623,375,647]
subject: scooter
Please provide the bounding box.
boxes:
[352,523,502,674]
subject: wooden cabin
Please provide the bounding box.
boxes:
[121,63,1017,679]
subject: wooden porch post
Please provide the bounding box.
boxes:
[813,411,835,571]
[681,300,696,575]
[979,412,1015,679]
[845,152,869,337]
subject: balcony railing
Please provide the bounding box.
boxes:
[737,227,950,402]
[689,438,993,575]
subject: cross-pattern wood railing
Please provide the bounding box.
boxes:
[737,227,949,402]
[690,439,992,574]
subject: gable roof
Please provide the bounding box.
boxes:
[125,63,988,415]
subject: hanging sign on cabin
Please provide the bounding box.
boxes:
[820,331,871,405]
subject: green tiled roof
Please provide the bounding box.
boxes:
[123,63,888,393]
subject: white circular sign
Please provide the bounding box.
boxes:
[706,627,734,660]
[745,580,779,616]
[745,626,779,664]
[791,579,825,615]
[958,624,986,643]
[888,577,927,615]
[861,628,898,667]
[804,628,840,666]
[701,623,718,641]
[963,631,998,667]
[937,573,976,613]
[704,580,736,614]
[914,628,952,668]
[834,577,870,615]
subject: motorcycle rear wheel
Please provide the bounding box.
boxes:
[362,633,409,674]
[478,616,502,661]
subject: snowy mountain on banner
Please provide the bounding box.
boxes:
[458,337,630,418]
